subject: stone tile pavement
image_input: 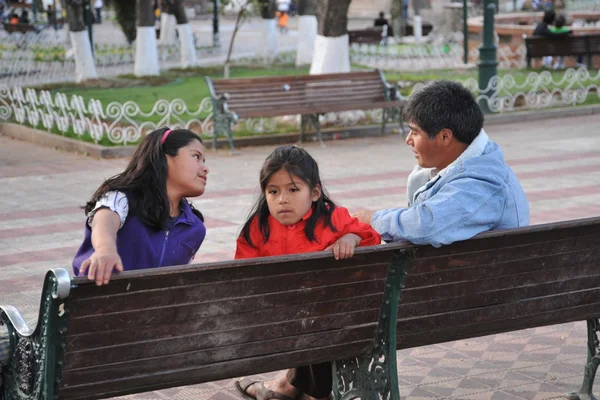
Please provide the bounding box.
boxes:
[1,114,600,399]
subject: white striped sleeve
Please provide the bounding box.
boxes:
[87,191,129,229]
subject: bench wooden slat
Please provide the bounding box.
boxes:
[65,309,380,369]
[226,88,386,105]
[59,340,373,400]
[69,270,386,318]
[228,95,386,111]
[221,81,383,97]
[396,301,600,350]
[67,280,385,333]
[399,273,600,319]
[402,261,600,308]
[62,324,376,385]
[68,263,388,315]
[69,250,395,299]
[405,234,600,287]
[236,100,404,118]
[66,295,380,350]
[213,71,381,85]
[398,286,600,336]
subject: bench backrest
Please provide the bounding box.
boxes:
[396,217,600,349]
[206,70,389,118]
[56,248,400,399]
[349,29,384,43]
[525,34,600,57]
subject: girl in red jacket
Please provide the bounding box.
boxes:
[235,145,380,400]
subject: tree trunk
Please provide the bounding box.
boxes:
[113,0,137,44]
[260,0,277,60]
[134,0,159,76]
[67,0,97,82]
[296,0,317,66]
[159,0,177,45]
[172,0,198,67]
[309,0,351,74]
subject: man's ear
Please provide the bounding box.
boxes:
[439,128,454,146]
[311,184,322,202]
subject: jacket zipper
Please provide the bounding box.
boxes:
[158,230,170,267]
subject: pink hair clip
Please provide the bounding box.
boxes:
[160,129,172,144]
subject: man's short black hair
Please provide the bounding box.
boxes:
[403,80,484,145]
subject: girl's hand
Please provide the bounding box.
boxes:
[326,233,361,260]
[79,247,124,286]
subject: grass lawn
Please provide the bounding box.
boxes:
[13,64,599,146]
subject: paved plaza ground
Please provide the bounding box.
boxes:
[1,113,600,399]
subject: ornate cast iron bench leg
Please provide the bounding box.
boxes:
[569,318,600,400]
[1,269,70,400]
[332,252,409,400]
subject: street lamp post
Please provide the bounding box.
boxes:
[213,0,220,47]
[478,0,497,113]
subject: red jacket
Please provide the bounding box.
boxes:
[235,206,381,259]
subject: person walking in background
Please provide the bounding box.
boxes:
[94,0,102,23]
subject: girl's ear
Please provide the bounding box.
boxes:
[311,184,322,202]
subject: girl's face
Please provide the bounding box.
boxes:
[166,140,209,198]
[265,168,321,226]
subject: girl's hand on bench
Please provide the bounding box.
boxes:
[79,249,124,286]
[326,233,361,260]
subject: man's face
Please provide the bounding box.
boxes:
[405,122,444,169]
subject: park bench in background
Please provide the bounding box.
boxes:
[2,217,600,399]
[348,22,433,44]
[524,33,600,68]
[205,70,405,152]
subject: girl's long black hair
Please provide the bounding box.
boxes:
[241,145,337,247]
[84,127,204,230]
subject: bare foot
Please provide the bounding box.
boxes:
[243,376,299,399]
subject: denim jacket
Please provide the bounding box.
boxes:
[371,130,530,247]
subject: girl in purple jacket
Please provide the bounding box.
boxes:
[72,127,209,286]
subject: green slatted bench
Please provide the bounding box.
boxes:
[1,217,600,400]
[205,70,405,152]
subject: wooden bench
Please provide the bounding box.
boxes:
[524,33,600,69]
[348,22,433,44]
[2,22,42,34]
[205,70,405,152]
[349,28,389,44]
[2,217,600,399]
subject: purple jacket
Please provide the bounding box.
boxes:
[72,200,206,276]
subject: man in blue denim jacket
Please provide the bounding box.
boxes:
[357,80,529,246]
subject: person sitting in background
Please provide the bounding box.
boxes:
[549,13,571,69]
[374,11,390,45]
[533,10,569,68]
[18,9,29,24]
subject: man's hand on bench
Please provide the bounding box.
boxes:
[79,248,124,286]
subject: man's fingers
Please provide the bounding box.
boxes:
[115,259,124,272]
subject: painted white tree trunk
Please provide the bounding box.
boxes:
[309,34,350,74]
[176,23,198,68]
[261,19,277,60]
[134,27,159,76]
[70,30,97,82]
[295,15,317,66]
[159,13,177,45]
